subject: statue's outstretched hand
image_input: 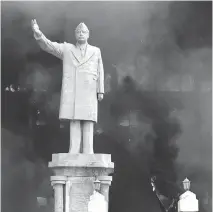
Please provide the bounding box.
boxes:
[31,19,42,37]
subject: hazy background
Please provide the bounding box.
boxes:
[1,1,212,212]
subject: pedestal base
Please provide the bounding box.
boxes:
[48,154,114,212]
[178,191,199,212]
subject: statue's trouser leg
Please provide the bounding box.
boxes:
[82,121,94,154]
[69,120,81,153]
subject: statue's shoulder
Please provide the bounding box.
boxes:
[63,42,75,48]
[63,42,78,53]
[88,44,100,52]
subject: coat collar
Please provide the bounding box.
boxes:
[69,43,95,65]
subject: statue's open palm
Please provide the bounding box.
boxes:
[31,19,41,37]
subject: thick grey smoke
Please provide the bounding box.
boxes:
[2,129,53,212]
[2,1,212,211]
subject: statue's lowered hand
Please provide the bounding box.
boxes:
[97,93,104,101]
[31,19,42,37]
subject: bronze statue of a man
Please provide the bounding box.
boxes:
[31,19,104,154]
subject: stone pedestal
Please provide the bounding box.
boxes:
[48,154,114,212]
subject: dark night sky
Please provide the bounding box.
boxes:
[1,2,212,212]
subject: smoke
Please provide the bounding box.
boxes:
[18,62,62,114]
[2,1,212,211]
[1,128,53,212]
[106,76,181,190]
[127,3,212,199]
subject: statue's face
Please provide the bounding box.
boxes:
[75,29,89,43]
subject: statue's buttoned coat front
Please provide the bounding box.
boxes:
[35,34,104,122]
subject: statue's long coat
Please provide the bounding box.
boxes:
[35,34,104,122]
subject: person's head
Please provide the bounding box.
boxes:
[75,23,89,44]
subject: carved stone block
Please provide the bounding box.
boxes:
[49,154,114,212]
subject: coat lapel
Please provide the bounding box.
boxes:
[69,45,82,63]
[69,44,95,66]
[80,45,95,65]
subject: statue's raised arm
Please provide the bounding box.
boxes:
[31,19,63,59]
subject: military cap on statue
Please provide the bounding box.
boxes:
[75,22,89,32]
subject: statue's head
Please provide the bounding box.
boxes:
[75,23,89,44]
